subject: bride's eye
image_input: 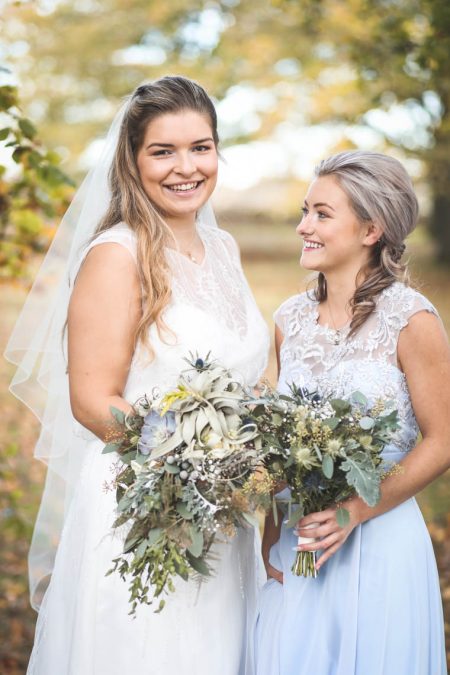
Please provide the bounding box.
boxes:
[301,206,308,217]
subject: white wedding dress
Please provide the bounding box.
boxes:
[27,221,270,675]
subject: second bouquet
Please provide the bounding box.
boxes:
[103,354,262,614]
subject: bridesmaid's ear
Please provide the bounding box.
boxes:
[362,221,383,248]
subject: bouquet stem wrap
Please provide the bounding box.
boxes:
[293,522,318,577]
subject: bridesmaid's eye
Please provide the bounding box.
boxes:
[301,207,308,217]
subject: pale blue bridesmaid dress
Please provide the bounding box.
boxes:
[255,283,447,675]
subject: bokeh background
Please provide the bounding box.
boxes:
[1,0,449,672]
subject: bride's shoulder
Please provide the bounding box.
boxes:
[88,222,137,261]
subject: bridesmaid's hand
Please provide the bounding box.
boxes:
[294,498,363,571]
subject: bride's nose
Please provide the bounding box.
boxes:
[174,151,196,176]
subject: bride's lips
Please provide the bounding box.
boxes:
[163,180,205,197]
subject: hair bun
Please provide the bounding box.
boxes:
[390,243,406,263]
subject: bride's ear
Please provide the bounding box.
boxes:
[362,221,383,248]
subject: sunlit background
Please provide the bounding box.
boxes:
[1,0,449,671]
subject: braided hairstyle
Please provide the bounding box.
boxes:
[313,150,418,335]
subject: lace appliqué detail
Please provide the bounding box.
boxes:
[276,283,438,456]
[167,223,250,340]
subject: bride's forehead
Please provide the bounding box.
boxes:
[141,111,213,144]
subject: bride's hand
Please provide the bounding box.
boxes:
[294,497,363,571]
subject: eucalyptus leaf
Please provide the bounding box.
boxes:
[336,507,350,528]
[323,416,339,430]
[164,462,180,474]
[147,528,162,546]
[186,550,211,576]
[102,442,122,455]
[351,391,368,406]
[359,416,375,430]
[330,399,351,415]
[242,511,259,528]
[284,505,304,529]
[322,454,334,479]
[188,526,204,557]
[110,406,126,425]
[176,502,194,519]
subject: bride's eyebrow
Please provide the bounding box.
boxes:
[146,137,214,150]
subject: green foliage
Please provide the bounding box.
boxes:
[0,83,74,280]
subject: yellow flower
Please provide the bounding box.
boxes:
[326,439,342,457]
[294,447,318,470]
[160,386,189,414]
[358,435,373,451]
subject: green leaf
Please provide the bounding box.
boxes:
[322,454,334,479]
[351,391,368,406]
[242,511,259,528]
[176,501,194,519]
[0,127,10,140]
[147,528,162,546]
[110,406,126,425]
[164,462,180,474]
[330,398,351,415]
[102,442,122,455]
[323,416,339,430]
[18,118,37,139]
[336,507,350,528]
[187,526,204,557]
[340,451,381,506]
[186,550,211,576]
[284,505,304,528]
[359,416,375,430]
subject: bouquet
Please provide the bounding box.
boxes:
[246,385,400,577]
[103,354,263,614]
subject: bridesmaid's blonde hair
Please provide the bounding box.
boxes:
[313,150,418,335]
[96,76,219,354]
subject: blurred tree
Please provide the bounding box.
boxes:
[0,79,73,280]
[213,0,450,261]
[2,0,450,260]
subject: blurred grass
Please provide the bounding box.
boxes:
[0,219,449,673]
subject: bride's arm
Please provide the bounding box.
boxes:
[296,310,450,570]
[67,242,142,441]
[262,324,285,583]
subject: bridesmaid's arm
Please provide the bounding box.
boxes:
[261,324,285,583]
[296,310,450,570]
[68,243,142,441]
[262,509,283,583]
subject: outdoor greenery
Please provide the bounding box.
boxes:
[1,1,449,671]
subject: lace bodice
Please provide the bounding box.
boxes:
[83,220,270,404]
[275,283,438,457]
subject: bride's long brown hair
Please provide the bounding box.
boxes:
[311,151,418,335]
[96,76,219,354]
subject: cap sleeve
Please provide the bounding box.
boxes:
[83,222,137,263]
[273,294,305,336]
[393,285,438,331]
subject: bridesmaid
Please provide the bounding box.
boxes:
[256,150,449,675]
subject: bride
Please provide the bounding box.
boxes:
[6,75,269,674]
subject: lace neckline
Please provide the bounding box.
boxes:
[164,224,208,268]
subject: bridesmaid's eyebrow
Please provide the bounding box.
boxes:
[304,199,335,212]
